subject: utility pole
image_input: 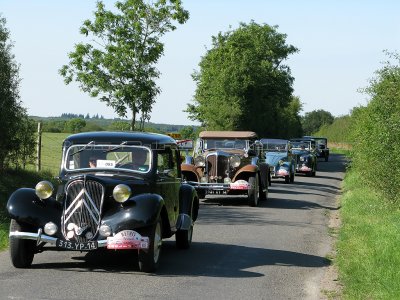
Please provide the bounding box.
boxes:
[36,122,42,172]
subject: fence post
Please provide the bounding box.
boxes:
[36,122,42,172]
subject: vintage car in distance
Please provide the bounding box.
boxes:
[303,136,330,162]
[290,138,317,177]
[7,132,199,272]
[181,131,269,207]
[261,138,296,184]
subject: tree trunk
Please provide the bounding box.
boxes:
[131,110,136,131]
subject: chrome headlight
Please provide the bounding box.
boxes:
[230,155,241,168]
[113,184,131,203]
[35,181,54,200]
[44,222,58,235]
[194,155,205,167]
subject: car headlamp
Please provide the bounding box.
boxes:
[194,156,205,167]
[44,222,58,235]
[35,181,54,200]
[113,184,131,203]
[230,155,241,168]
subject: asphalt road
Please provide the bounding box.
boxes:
[0,154,346,300]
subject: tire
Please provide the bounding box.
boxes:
[284,175,290,184]
[197,189,206,199]
[289,172,295,183]
[138,218,163,273]
[9,219,35,268]
[176,225,193,249]
[259,175,267,201]
[248,174,259,207]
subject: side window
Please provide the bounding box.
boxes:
[157,147,177,177]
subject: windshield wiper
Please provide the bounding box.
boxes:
[69,141,95,157]
[102,141,128,153]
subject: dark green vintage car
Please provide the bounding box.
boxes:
[290,138,317,177]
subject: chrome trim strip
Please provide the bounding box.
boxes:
[9,231,108,248]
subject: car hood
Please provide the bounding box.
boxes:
[265,152,287,166]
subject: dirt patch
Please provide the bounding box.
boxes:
[320,198,343,299]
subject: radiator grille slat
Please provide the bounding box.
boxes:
[62,179,104,242]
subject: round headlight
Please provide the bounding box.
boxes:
[35,181,54,199]
[230,155,241,168]
[44,222,58,235]
[99,224,112,237]
[113,184,131,203]
[194,156,205,167]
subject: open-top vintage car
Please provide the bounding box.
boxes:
[290,138,317,176]
[261,138,296,184]
[304,136,330,162]
[7,132,199,272]
[181,131,269,207]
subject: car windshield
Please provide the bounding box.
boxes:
[203,139,247,150]
[65,144,152,173]
[292,141,311,151]
[262,141,287,152]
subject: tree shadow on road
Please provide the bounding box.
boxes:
[29,241,330,278]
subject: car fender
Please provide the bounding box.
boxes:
[181,163,201,182]
[101,194,164,232]
[7,188,62,228]
[177,184,198,229]
[233,164,259,182]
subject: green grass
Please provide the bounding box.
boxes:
[26,132,69,175]
[337,170,400,299]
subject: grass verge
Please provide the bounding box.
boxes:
[0,169,55,250]
[337,169,400,299]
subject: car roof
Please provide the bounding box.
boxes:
[260,138,288,143]
[199,131,257,139]
[63,131,177,149]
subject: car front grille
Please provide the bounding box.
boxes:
[206,153,229,182]
[61,179,104,242]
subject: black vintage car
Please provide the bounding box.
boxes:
[303,136,330,162]
[181,131,269,207]
[290,138,317,177]
[7,132,199,272]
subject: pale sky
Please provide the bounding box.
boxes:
[2,1,399,125]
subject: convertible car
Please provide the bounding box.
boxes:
[261,138,295,183]
[181,131,269,207]
[290,138,317,176]
[7,132,199,272]
[304,136,330,162]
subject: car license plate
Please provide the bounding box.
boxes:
[56,239,98,250]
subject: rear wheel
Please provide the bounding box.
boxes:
[284,175,290,184]
[259,175,267,201]
[9,219,35,268]
[138,218,162,273]
[290,172,295,183]
[176,224,193,249]
[248,174,259,207]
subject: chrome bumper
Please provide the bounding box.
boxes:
[9,231,108,248]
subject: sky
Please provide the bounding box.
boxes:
[2,1,400,126]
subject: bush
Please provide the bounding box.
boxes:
[351,51,400,202]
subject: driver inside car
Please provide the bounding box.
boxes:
[131,148,149,171]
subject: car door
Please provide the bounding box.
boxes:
[155,146,180,229]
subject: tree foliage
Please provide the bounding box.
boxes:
[301,109,334,135]
[0,16,36,171]
[60,0,189,131]
[186,21,299,138]
[351,51,400,202]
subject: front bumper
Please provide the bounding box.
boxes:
[187,180,250,191]
[9,230,149,250]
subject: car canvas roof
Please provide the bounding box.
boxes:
[199,131,257,139]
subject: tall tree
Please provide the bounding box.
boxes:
[186,21,299,137]
[302,109,334,135]
[0,16,34,171]
[60,0,189,130]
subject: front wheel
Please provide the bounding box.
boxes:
[248,174,259,207]
[9,219,35,268]
[138,218,163,273]
[176,224,193,249]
